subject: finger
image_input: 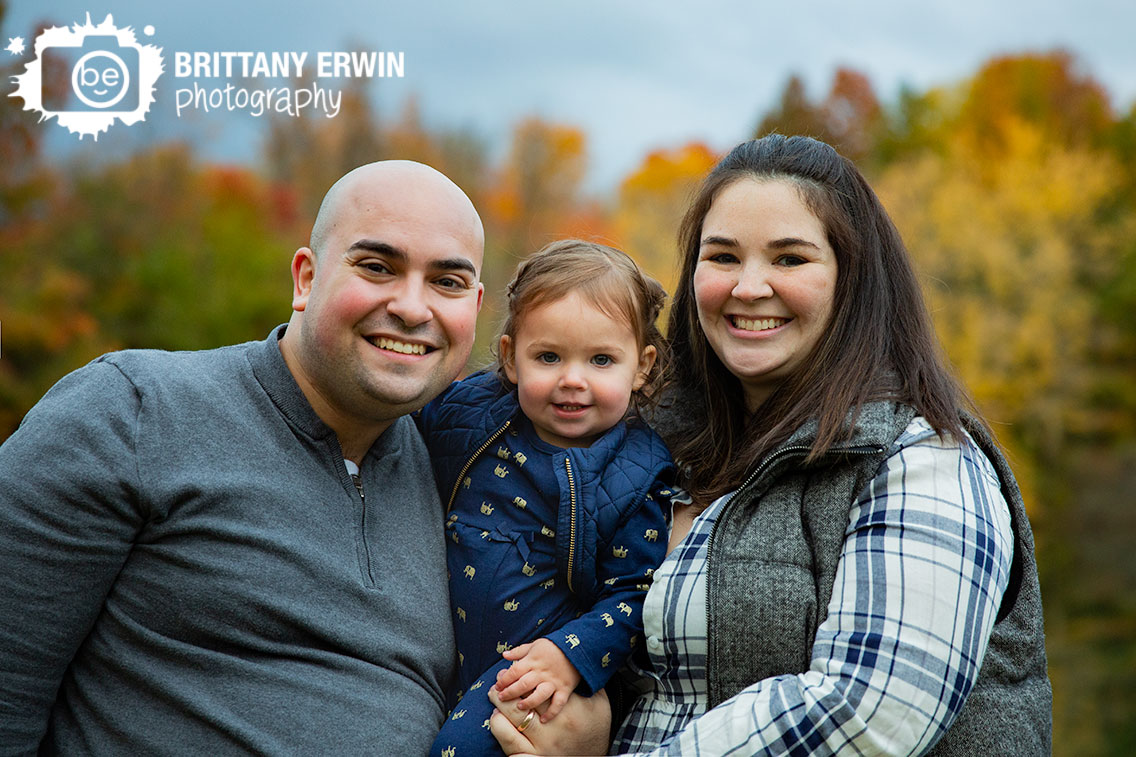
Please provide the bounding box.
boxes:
[543,689,569,722]
[489,709,536,756]
[501,641,531,660]
[497,673,537,702]
[519,681,555,713]
[495,665,521,690]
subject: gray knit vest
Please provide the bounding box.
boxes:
[659,399,1051,755]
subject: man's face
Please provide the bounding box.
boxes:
[292,176,484,426]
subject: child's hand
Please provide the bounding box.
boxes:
[494,638,581,722]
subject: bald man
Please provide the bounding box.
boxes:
[0,162,485,755]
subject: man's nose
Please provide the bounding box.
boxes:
[731,262,774,301]
[386,278,433,327]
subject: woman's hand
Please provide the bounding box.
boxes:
[488,685,611,756]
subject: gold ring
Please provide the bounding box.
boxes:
[517,710,536,733]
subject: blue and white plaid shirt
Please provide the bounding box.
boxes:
[611,417,1013,756]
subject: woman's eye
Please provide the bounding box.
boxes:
[592,355,613,367]
[703,252,738,264]
[537,352,559,364]
[777,254,807,267]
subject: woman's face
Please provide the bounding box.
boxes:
[693,177,838,411]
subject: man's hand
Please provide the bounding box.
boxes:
[495,638,581,721]
[489,686,611,756]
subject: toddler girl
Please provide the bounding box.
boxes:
[418,240,675,756]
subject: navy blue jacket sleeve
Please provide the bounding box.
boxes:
[544,479,670,695]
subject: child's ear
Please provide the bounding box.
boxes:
[632,345,657,391]
[500,335,519,384]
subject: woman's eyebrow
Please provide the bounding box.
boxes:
[768,237,821,250]
[700,235,738,247]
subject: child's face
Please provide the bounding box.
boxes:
[501,291,656,448]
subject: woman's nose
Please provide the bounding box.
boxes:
[731,262,774,301]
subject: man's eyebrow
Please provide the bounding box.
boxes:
[347,239,477,277]
[430,257,478,277]
[348,239,405,258]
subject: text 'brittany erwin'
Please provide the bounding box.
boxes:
[173,51,405,79]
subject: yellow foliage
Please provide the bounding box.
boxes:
[613,143,719,296]
[876,119,1122,475]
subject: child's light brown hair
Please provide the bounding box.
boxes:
[496,239,669,411]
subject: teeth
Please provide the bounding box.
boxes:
[377,337,426,355]
[734,317,787,332]
[557,404,584,411]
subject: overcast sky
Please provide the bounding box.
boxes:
[5,0,1134,191]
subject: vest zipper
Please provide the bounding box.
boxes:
[351,472,375,585]
[703,441,884,705]
[564,456,578,593]
[446,419,512,513]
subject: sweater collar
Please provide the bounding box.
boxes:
[247,325,406,459]
[247,324,337,442]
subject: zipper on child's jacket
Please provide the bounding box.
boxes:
[445,419,584,597]
[563,456,578,593]
[351,471,376,586]
[446,420,512,513]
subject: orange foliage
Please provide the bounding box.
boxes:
[959,51,1113,153]
[614,143,719,293]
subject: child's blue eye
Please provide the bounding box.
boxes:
[537,352,559,364]
[592,355,613,367]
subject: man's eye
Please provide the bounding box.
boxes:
[537,352,559,364]
[592,355,613,367]
[362,261,391,274]
[436,277,465,289]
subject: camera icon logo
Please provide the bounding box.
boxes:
[10,14,163,139]
[42,35,140,113]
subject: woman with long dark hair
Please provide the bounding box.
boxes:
[491,135,1051,756]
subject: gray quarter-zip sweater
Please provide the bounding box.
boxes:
[0,326,456,755]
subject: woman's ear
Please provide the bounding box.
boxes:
[500,335,518,384]
[633,345,658,391]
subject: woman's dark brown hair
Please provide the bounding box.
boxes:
[668,135,971,502]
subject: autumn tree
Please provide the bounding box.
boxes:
[0,147,296,438]
[755,68,885,163]
[613,142,719,295]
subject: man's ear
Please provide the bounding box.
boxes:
[291,248,316,312]
[476,282,485,312]
[500,335,518,384]
[633,345,658,391]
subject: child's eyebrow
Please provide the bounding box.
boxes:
[526,340,628,355]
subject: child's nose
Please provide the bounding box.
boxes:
[558,365,587,390]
